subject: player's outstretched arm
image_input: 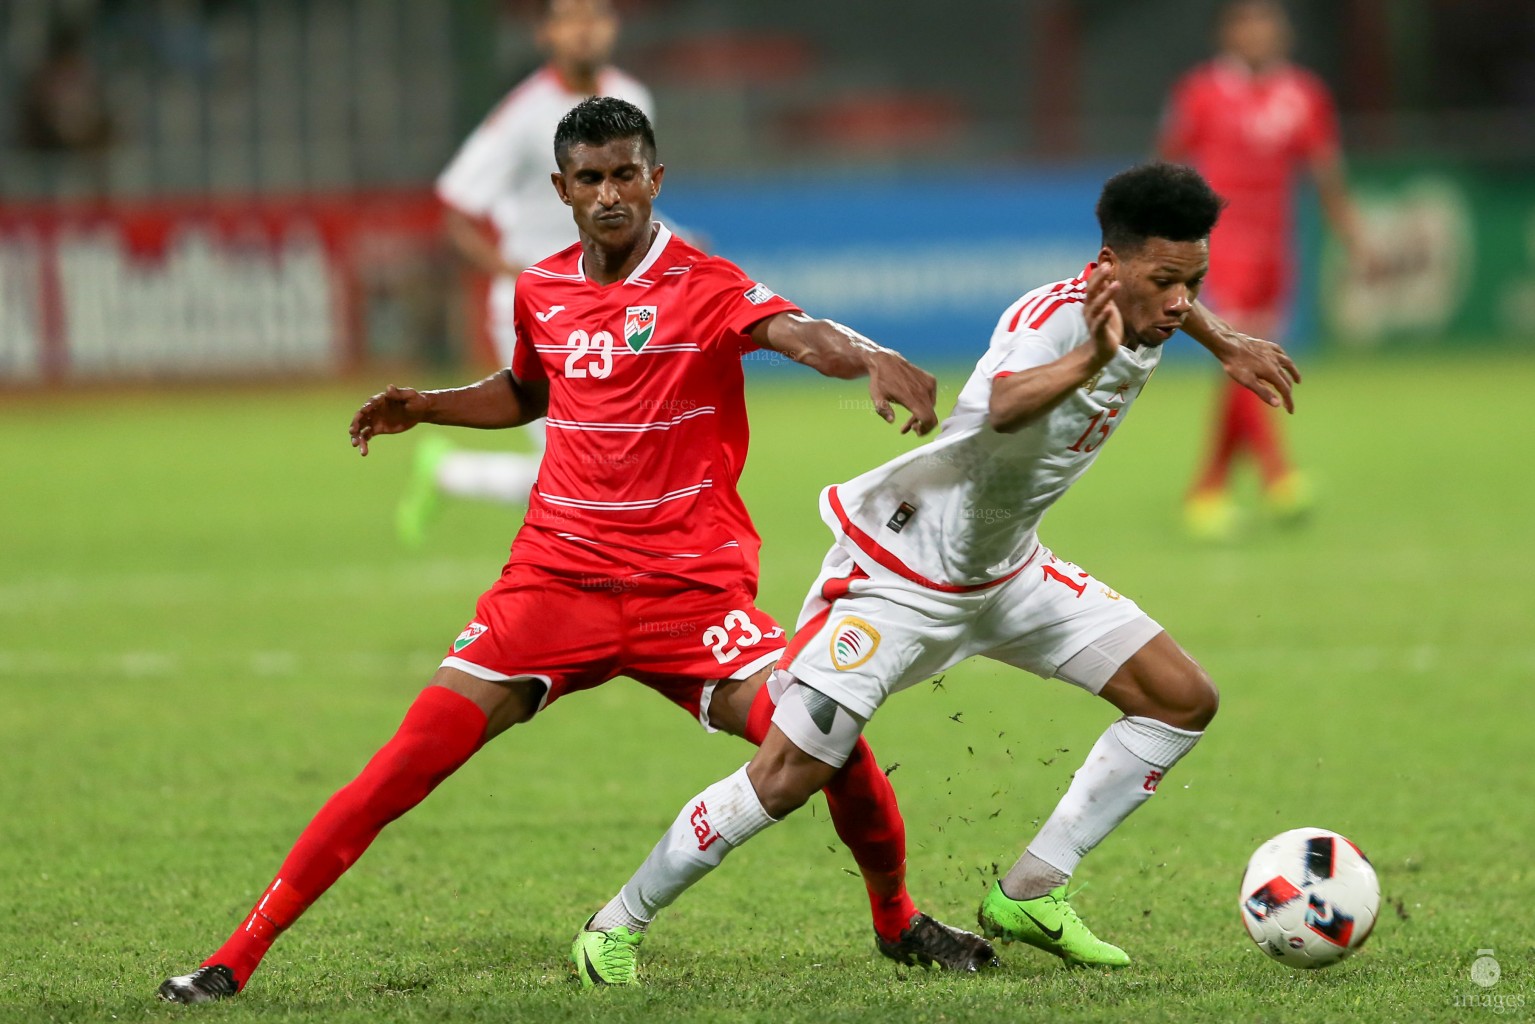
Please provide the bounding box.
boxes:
[989,265,1122,433]
[1182,303,1301,413]
[348,370,549,456]
[751,312,938,435]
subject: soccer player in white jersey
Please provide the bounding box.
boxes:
[572,163,1304,977]
[398,0,652,544]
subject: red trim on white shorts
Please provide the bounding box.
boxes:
[826,487,1036,594]
[779,562,868,668]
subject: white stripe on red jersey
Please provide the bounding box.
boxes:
[505,224,801,585]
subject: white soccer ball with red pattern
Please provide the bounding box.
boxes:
[1238,827,1380,968]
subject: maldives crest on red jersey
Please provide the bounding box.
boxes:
[624,306,657,352]
[453,621,489,653]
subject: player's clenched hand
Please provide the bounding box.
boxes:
[1084,263,1123,364]
[350,385,431,456]
[865,350,939,435]
[1219,335,1301,413]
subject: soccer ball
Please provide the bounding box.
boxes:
[1238,827,1380,969]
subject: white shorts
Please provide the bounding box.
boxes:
[779,540,1162,725]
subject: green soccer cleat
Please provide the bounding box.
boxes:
[571,918,644,987]
[396,434,451,547]
[1264,471,1314,527]
[977,881,1130,968]
[1184,488,1237,542]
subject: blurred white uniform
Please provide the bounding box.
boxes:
[429,65,652,503]
[436,65,653,363]
[777,264,1165,758]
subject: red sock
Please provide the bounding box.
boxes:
[1191,381,1245,494]
[1194,382,1291,494]
[203,685,487,988]
[744,685,917,942]
[1226,384,1290,485]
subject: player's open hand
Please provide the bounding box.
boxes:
[1219,334,1301,413]
[865,350,939,435]
[1084,263,1123,363]
[350,385,431,456]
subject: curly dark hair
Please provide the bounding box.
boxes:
[1096,162,1225,252]
[553,96,657,171]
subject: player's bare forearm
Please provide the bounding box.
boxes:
[753,313,939,434]
[349,371,546,456]
[444,207,519,278]
[1182,302,1241,361]
[1182,303,1301,413]
[1312,154,1365,259]
[987,342,1111,434]
[422,370,547,429]
[754,312,885,379]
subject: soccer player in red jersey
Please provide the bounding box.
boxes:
[157,98,998,1003]
[1160,0,1367,539]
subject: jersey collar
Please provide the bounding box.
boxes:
[575,221,674,286]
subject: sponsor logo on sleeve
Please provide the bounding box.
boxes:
[743,283,777,305]
[624,306,657,352]
[829,616,881,671]
[453,621,489,653]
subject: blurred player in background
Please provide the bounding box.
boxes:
[1160,0,1366,540]
[398,0,651,545]
[570,164,1304,981]
[157,98,996,1005]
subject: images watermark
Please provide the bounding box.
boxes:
[962,506,1014,523]
[1450,948,1526,1015]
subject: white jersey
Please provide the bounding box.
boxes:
[435,65,654,270]
[823,264,1164,591]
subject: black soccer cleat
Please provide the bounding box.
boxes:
[876,913,1001,973]
[157,964,239,1003]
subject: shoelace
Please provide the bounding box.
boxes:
[594,931,640,970]
[186,966,237,997]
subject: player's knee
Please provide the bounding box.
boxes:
[1168,666,1219,731]
[752,772,817,819]
[747,753,836,819]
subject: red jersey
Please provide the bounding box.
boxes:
[507,224,799,590]
[1160,58,1340,254]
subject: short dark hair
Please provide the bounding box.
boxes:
[1096,162,1225,253]
[553,97,657,171]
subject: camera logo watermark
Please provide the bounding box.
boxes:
[1452,948,1525,1015]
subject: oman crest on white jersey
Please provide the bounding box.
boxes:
[624,306,657,352]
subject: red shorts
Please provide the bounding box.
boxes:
[1204,251,1288,320]
[441,562,786,728]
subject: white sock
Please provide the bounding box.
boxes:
[612,765,777,926]
[435,450,539,503]
[1005,716,1202,898]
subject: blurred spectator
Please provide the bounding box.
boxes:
[18,23,115,157]
[394,0,653,546]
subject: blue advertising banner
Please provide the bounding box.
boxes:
[660,169,1115,370]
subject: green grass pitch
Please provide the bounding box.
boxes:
[2,350,1531,1023]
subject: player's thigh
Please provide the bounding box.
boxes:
[779,566,982,728]
[978,548,1161,694]
[427,664,545,741]
[622,579,787,732]
[438,565,625,736]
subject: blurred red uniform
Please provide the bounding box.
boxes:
[1162,58,1340,320]
[1161,31,1348,534]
